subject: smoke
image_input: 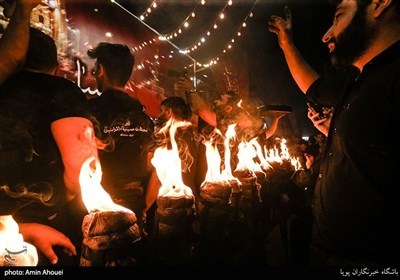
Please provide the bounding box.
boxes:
[0,183,55,215]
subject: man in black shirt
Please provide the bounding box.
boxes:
[0,28,97,265]
[271,0,400,266]
[87,43,154,228]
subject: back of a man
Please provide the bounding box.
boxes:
[0,28,90,265]
[87,43,154,225]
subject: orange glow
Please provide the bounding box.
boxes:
[151,118,194,198]
[79,156,132,213]
[262,138,301,171]
[0,216,38,266]
[202,124,241,186]
[235,138,264,175]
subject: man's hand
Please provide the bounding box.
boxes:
[19,223,77,265]
[268,6,293,49]
[307,107,333,137]
[176,76,195,92]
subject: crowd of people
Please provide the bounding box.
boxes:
[0,0,398,270]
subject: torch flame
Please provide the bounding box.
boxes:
[202,124,241,186]
[151,118,193,198]
[79,156,132,213]
[235,138,264,174]
[261,138,302,171]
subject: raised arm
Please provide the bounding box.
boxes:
[268,6,319,94]
[0,0,41,85]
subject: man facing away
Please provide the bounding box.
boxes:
[0,27,98,266]
[86,43,154,233]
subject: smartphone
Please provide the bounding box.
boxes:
[307,101,327,120]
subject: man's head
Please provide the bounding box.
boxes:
[158,96,191,125]
[24,28,58,74]
[213,90,241,116]
[87,42,134,91]
[323,0,400,66]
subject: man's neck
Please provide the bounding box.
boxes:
[353,25,400,71]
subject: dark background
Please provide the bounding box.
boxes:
[66,0,334,137]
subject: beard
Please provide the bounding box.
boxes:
[330,5,378,66]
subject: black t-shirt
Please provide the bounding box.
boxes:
[307,41,400,265]
[87,90,154,203]
[0,70,89,265]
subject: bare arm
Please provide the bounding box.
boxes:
[268,6,319,94]
[265,113,284,139]
[190,91,217,128]
[0,0,41,85]
[51,117,99,201]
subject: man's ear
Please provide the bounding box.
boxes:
[371,0,392,17]
[165,108,173,120]
[225,104,234,114]
[97,64,105,76]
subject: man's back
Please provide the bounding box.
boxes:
[88,89,154,213]
[0,70,89,265]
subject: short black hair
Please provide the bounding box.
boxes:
[161,96,192,120]
[24,28,58,72]
[87,42,135,86]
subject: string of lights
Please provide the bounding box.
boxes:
[182,0,233,53]
[191,0,259,69]
[112,0,258,74]
[162,0,206,41]
[139,0,158,21]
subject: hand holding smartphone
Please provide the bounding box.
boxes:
[307,101,328,120]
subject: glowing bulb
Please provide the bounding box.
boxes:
[220,13,224,19]
[237,31,241,36]
[153,2,157,8]
[214,24,217,29]
[242,22,247,27]
[201,37,205,42]
[140,15,145,20]
[201,0,205,5]
[184,22,189,28]
[228,0,233,5]
[192,12,196,17]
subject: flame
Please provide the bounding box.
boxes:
[0,215,38,266]
[262,138,301,171]
[202,124,241,186]
[235,138,264,175]
[79,156,132,213]
[236,137,301,172]
[151,118,193,198]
